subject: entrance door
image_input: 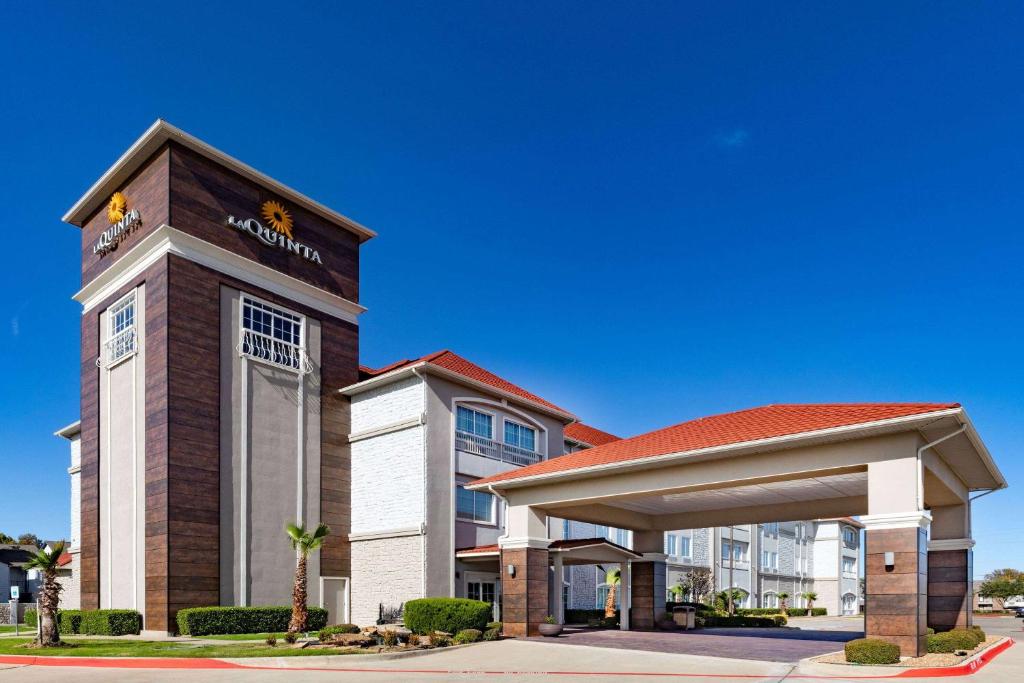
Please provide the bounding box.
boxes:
[321,577,349,625]
[466,572,501,621]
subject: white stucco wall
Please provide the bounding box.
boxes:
[351,376,423,433]
[351,426,425,534]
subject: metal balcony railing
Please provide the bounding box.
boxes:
[455,430,542,466]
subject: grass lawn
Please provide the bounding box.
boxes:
[0,625,35,634]
[0,637,368,658]
[193,632,288,641]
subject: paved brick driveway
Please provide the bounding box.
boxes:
[528,621,864,663]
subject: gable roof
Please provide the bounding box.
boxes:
[352,350,574,419]
[63,120,376,242]
[564,422,621,447]
[470,402,961,487]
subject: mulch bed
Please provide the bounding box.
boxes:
[813,635,1004,668]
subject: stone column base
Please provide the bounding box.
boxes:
[500,546,549,638]
[629,559,666,630]
[863,513,929,657]
[928,540,973,632]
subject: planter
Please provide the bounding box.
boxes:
[537,623,563,637]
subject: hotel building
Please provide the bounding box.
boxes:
[56,124,997,652]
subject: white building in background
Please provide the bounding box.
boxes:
[55,421,81,610]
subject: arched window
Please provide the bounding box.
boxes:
[842,593,857,616]
[762,592,778,609]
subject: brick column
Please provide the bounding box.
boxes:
[927,541,973,631]
[862,512,930,657]
[629,558,667,630]
[500,546,549,637]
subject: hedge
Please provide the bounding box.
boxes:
[927,629,983,654]
[785,608,828,617]
[176,606,328,636]
[702,614,787,627]
[665,601,715,614]
[403,598,491,635]
[25,608,127,635]
[565,609,613,624]
[845,638,901,664]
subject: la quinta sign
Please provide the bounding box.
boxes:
[226,199,323,265]
[93,192,142,255]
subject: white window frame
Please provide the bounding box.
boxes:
[842,556,857,576]
[239,293,309,373]
[457,405,495,440]
[763,592,778,609]
[502,418,538,453]
[104,290,138,367]
[455,484,496,525]
[678,534,691,559]
[843,526,857,547]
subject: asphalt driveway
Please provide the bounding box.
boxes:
[527,617,865,663]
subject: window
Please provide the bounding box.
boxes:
[614,528,629,548]
[241,296,305,371]
[504,420,536,452]
[843,527,857,546]
[106,291,137,364]
[597,584,620,610]
[761,550,778,570]
[722,541,747,562]
[595,525,608,539]
[763,593,778,609]
[843,557,856,575]
[679,535,691,558]
[763,522,780,536]
[457,406,493,439]
[456,485,495,524]
[467,581,496,605]
[666,534,677,556]
[562,519,570,540]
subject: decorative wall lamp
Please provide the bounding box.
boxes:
[884,552,895,569]
[507,564,516,578]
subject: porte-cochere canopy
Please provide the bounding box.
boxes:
[468,403,1006,655]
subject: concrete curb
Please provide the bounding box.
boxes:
[795,637,1014,679]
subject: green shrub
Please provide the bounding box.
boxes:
[927,629,982,654]
[318,624,361,640]
[845,638,901,664]
[79,610,142,636]
[176,606,328,636]
[24,609,37,628]
[284,631,298,644]
[784,607,828,617]
[24,609,85,634]
[403,598,491,636]
[486,621,502,632]
[702,614,787,627]
[927,627,935,635]
[566,609,615,624]
[735,608,786,616]
[665,601,714,615]
[482,627,501,641]
[265,634,277,646]
[454,628,482,644]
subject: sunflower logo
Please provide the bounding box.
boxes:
[107,192,128,224]
[261,200,294,239]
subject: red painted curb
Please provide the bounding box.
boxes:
[894,637,1013,678]
[0,638,1012,678]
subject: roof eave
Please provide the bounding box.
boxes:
[340,362,577,423]
[467,407,968,491]
[54,420,81,439]
[62,119,377,243]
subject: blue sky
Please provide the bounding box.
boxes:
[0,2,1020,578]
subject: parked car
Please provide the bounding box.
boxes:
[1012,606,1024,618]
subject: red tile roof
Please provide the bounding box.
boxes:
[455,544,499,555]
[564,423,621,447]
[360,350,572,416]
[472,402,960,487]
[57,552,72,567]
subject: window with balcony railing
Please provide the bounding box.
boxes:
[240,295,309,373]
[454,406,541,466]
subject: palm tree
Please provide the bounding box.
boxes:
[285,522,329,634]
[24,542,65,647]
[778,592,790,612]
[603,568,621,619]
[803,591,818,612]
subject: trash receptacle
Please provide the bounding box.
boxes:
[672,606,695,630]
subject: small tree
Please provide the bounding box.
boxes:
[978,577,1024,608]
[23,541,65,646]
[681,568,714,605]
[285,522,330,634]
[603,568,621,619]
[803,591,818,612]
[0,531,14,544]
[778,592,790,611]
